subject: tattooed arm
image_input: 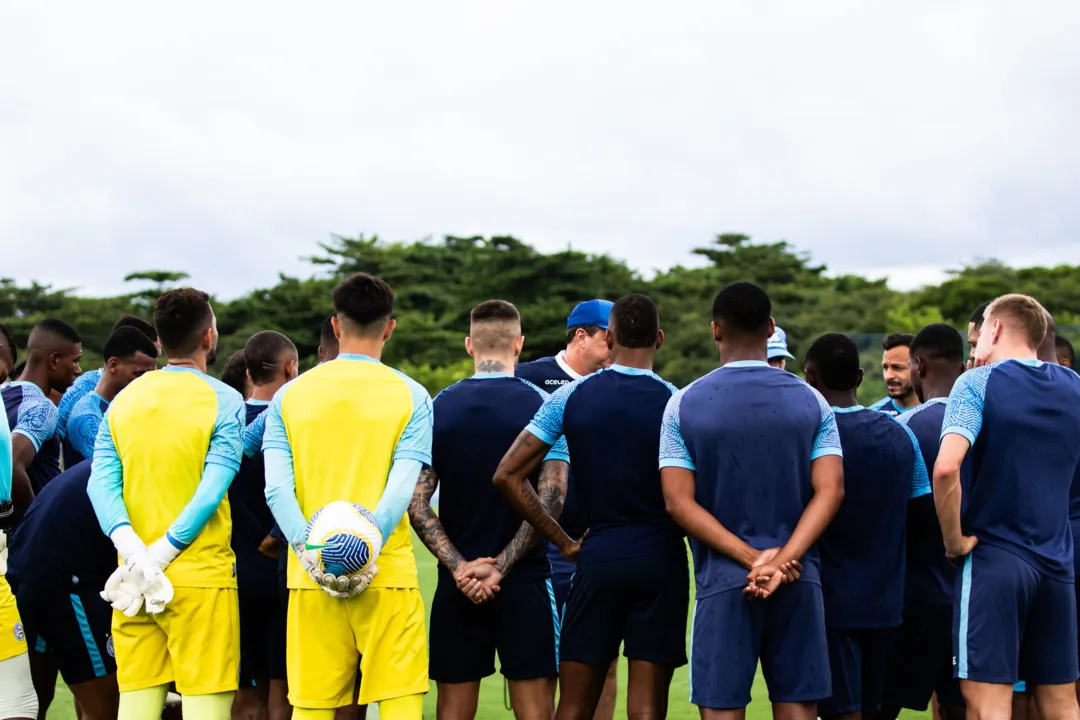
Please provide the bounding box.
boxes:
[407,465,466,573]
[492,458,569,576]
[493,429,577,556]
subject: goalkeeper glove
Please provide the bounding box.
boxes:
[101,565,145,617]
[106,526,175,614]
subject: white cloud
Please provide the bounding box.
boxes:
[1,1,1078,298]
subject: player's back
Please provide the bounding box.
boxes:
[3,381,61,494]
[819,408,927,629]
[898,399,956,603]
[8,461,115,586]
[669,362,838,594]
[105,366,243,587]
[516,355,576,392]
[230,401,276,596]
[433,375,555,582]
[271,355,428,590]
[57,368,100,440]
[63,391,108,467]
[948,359,1080,578]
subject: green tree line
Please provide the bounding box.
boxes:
[4,233,1079,406]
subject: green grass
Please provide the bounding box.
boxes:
[50,532,936,719]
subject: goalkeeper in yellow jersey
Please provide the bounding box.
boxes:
[88,288,245,720]
[263,273,433,720]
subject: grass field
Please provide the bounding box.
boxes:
[48,531,936,719]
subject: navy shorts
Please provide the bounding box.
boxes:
[820,628,893,716]
[548,543,575,612]
[13,578,115,685]
[429,576,559,683]
[883,599,963,711]
[560,554,689,667]
[239,588,287,685]
[954,543,1079,686]
[690,582,830,710]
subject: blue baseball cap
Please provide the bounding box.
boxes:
[767,327,795,360]
[567,299,614,330]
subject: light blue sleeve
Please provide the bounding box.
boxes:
[372,458,424,544]
[808,386,844,460]
[899,421,932,499]
[67,397,104,461]
[526,380,579,446]
[0,408,12,512]
[12,389,58,452]
[57,370,99,439]
[242,411,268,459]
[262,385,308,546]
[392,373,433,465]
[164,380,245,549]
[942,366,991,445]
[659,388,695,470]
[516,378,571,463]
[87,414,131,536]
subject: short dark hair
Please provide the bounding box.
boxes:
[470,300,521,325]
[154,288,213,354]
[712,282,771,335]
[469,300,522,355]
[909,324,965,364]
[103,327,159,362]
[32,318,81,345]
[611,293,660,349]
[0,323,16,365]
[970,301,992,328]
[319,315,337,349]
[805,333,861,391]
[219,349,249,397]
[881,332,914,352]
[112,315,158,343]
[1056,335,1075,364]
[332,273,394,334]
[566,325,602,344]
[244,331,298,385]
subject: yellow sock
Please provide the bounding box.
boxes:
[293,708,335,719]
[118,685,169,720]
[379,693,425,720]
[181,691,235,719]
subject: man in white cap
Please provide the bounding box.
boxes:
[767,327,796,371]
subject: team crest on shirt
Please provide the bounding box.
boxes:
[106,635,114,657]
[13,622,24,643]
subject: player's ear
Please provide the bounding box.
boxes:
[331,316,341,341]
[383,318,396,342]
[513,335,524,358]
[245,368,254,385]
[605,328,615,351]
[711,321,722,343]
[855,367,865,389]
[286,359,299,380]
[464,337,475,358]
[655,329,665,350]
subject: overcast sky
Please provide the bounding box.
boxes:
[2,2,1078,299]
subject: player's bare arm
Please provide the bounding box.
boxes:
[933,434,978,562]
[493,429,578,558]
[661,465,760,568]
[747,454,844,598]
[486,458,569,584]
[9,434,36,512]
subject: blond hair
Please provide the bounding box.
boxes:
[985,294,1048,350]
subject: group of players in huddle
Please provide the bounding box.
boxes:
[0,273,1077,720]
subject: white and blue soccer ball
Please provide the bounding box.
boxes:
[303,501,382,576]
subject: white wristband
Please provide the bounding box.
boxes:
[110,525,147,564]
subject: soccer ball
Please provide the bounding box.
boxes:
[303,501,382,576]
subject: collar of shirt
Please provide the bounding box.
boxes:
[609,364,654,376]
[472,372,512,380]
[336,353,380,364]
[833,405,866,414]
[555,350,584,380]
[246,399,271,406]
[721,360,772,369]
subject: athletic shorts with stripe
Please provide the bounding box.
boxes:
[953,542,1078,686]
[429,577,559,683]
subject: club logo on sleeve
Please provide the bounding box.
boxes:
[106,635,115,657]
[13,622,24,643]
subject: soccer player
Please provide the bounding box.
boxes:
[65,327,158,466]
[493,293,687,720]
[318,315,339,363]
[658,282,844,720]
[220,349,252,398]
[966,301,992,367]
[3,318,82,510]
[57,315,158,442]
[803,333,931,720]
[1056,336,1074,369]
[878,323,967,720]
[767,326,796,370]
[232,331,298,720]
[935,294,1080,720]
[869,333,918,416]
[408,300,570,720]
[0,323,16,387]
[0,388,37,719]
[263,273,432,720]
[87,288,245,719]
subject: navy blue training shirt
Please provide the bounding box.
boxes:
[870,396,911,417]
[898,398,957,604]
[516,352,586,537]
[432,373,568,584]
[3,381,62,495]
[943,359,1080,580]
[818,407,930,629]
[528,365,685,566]
[230,400,278,597]
[659,361,843,596]
[8,461,115,588]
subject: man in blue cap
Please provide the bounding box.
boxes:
[768,327,796,371]
[517,299,616,720]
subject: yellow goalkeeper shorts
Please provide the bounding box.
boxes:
[112,586,239,695]
[287,587,428,708]
[0,576,27,662]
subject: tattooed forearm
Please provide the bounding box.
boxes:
[475,359,509,373]
[494,459,570,574]
[407,466,466,574]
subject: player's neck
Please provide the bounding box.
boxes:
[922,375,960,402]
[473,356,515,375]
[250,379,286,402]
[167,352,208,374]
[821,389,858,409]
[560,346,593,377]
[985,340,1038,365]
[94,375,121,403]
[337,338,384,361]
[895,391,920,409]
[17,361,50,396]
[609,347,654,371]
[716,342,768,366]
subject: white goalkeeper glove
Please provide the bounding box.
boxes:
[0,530,8,576]
[292,540,377,599]
[101,565,145,617]
[105,526,175,615]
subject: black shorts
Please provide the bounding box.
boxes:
[238,588,287,685]
[820,627,895,716]
[884,599,963,711]
[429,576,559,684]
[561,554,689,667]
[14,578,116,685]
